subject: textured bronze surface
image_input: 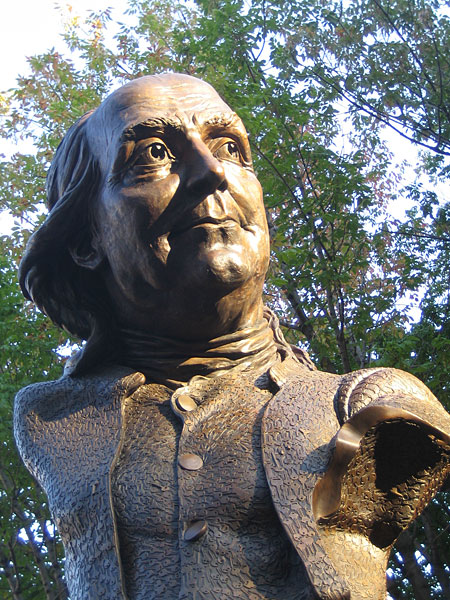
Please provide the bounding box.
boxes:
[13,73,450,600]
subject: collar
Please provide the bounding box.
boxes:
[115,307,301,389]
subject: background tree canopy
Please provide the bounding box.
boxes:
[0,0,449,598]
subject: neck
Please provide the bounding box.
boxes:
[66,307,306,383]
[115,307,283,388]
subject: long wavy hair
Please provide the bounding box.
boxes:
[18,111,116,373]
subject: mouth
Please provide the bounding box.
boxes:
[170,216,242,238]
[192,216,239,227]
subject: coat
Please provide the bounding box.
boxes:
[14,356,450,600]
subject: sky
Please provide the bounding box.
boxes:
[0,0,129,231]
[0,0,445,222]
[1,1,129,91]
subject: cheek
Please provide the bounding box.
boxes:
[106,174,180,228]
[94,180,181,293]
[225,167,269,271]
[226,167,266,227]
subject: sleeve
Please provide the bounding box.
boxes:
[14,381,53,488]
[314,367,450,548]
[264,364,450,599]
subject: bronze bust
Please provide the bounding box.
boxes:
[14,74,450,600]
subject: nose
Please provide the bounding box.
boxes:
[185,139,227,196]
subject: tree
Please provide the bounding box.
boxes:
[377,192,450,599]
[271,0,450,157]
[0,242,68,599]
[0,0,449,597]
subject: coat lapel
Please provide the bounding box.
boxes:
[261,364,350,598]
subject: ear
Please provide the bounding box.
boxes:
[69,235,104,270]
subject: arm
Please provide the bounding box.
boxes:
[263,363,450,600]
[315,368,450,533]
[313,368,450,597]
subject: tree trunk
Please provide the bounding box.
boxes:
[421,511,450,598]
[394,528,431,600]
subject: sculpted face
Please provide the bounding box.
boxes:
[84,74,269,338]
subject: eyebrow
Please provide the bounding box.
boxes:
[122,112,244,139]
[122,116,184,141]
[193,111,243,130]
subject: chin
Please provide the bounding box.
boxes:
[173,247,259,294]
[206,248,253,285]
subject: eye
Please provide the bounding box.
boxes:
[214,140,243,165]
[134,141,174,167]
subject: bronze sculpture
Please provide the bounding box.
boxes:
[14,73,450,600]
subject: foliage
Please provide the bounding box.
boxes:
[273,0,450,157]
[0,243,69,599]
[0,0,449,598]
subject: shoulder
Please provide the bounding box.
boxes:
[269,357,341,412]
[265,359,342,449]
[14,365,144,477]
[266,361,450,437]
[14,364,139,421]
[335,366,448,429]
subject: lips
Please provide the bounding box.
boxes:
[170,190,248,235]
[168,216,237,240]
[191,214,239,228]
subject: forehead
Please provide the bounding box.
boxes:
[87,75,243,167]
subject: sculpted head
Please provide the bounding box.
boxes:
[19,74,270,360]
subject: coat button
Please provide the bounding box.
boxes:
[184,520,208,541]
[176,394,197,412]
[178,453,203,470]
